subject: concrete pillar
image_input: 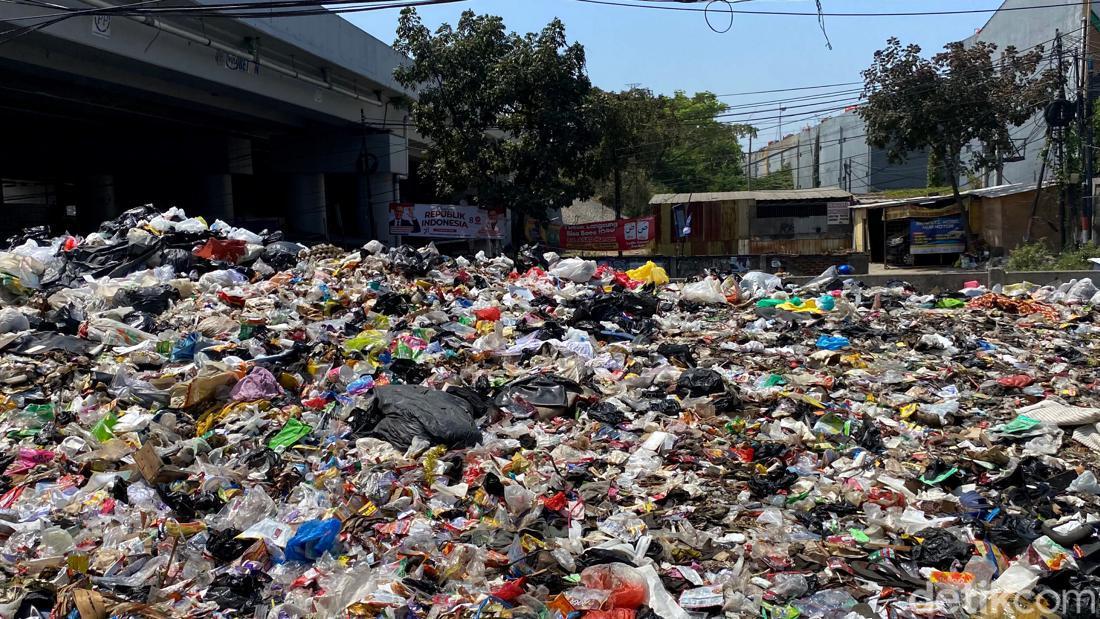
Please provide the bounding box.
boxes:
[289,174,327,238]
[368,172,398,242]
[202,174,234,222]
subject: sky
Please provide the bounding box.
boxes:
[344,0,1006,140]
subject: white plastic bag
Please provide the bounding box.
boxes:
[739,271,782,296]
[174,217,209,234]
[682,277,727,304]
[0,252,44,288]
[1066,278,1098,304]
[550,258,597,283]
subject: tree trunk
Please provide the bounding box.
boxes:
[946,148,974,252]
[614,166,623,257]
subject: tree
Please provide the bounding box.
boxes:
[859,38,1058,239]
[592,89,753,216]
[393,9,601,226]
[658,92,753,193]
[591,87,678,218]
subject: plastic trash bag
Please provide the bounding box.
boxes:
[675,368,725,397]
[158,247,194,273]
[0,308,29,333]
[815,335,850,350]
[193,238,247,263]
[284,518,341,562]
[799,266,838,293]
[550,258,598,283]
[626,261,670,286]
[579,563,649,609]
[358,384,482,449]
[268,418,312,449]
[681,277,727,304]
[911,528,972,570]
[205,570,272,608]
[739,271,782,296]
[494,374,583,419]
[231,367,284,402]
[112,285,179,314]
[262,241,305,270]
[1066,278,1098,304]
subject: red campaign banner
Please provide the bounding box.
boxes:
[560,216,655,251]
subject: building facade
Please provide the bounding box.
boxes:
[752,111,931,195]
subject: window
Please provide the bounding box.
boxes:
[756,202,828,219]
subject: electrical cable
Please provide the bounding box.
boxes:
[571,0,1090,18]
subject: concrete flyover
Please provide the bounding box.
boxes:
[0,0,427,241]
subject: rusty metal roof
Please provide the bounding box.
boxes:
[649,187,852,204]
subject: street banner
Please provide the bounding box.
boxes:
[910,216,965,254]
[558,216,655,251]
[388,203,504,239]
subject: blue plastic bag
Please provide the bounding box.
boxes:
[815,335,850,350]
[817,295,836,311]
[284,518,341,562]
[171,332,201,361]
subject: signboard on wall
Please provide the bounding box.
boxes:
[388,203,504,239]
[826,201,850,225]
[558,216,655,251]
[910,216,965,254]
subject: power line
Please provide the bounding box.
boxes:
[715,81,863,98]
[572,0,1088,18]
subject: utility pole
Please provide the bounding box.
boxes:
[838,125,845,187]
[1082,0,1095,242]
[1056,30,1068,249]
[747,132,753,190]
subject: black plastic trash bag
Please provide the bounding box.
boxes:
[585,401,626,425]
[373,292,411,316]
[357,384,482,450]
[158,247,194,273]
[113,285,179,314]
[388,358,430,384]
[494,374,583,419]
[985,514,1043,554]
[262,241,304,270]
[205,571,272,609]
[442,385,499,421]
[676,368,726,397]
[206,528,253,564]
[911,527,971,570]
[5,225,52,249]
[657,343,696,368]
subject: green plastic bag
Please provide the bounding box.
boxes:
[935,298,966,309]
[92,412,118,442]
[268,418,312,449]
[998,415,1042,434]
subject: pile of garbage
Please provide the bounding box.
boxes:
[1,206,1100,618]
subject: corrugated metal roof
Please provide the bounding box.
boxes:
[649,187,852,204]
[966,181,1053,198]
[851,182,1054,210]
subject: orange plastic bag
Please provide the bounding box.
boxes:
[579,564,648,609]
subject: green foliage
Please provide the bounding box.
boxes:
[859,38,1058,203]
[751,166,794,191]
[927,151,944,187]
[393,9,601,219]
[1053,242,1100,270]
[873,186,952,199]
[658,92,753,193]
[593,89,752,214]
[1005,241,1055,271]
